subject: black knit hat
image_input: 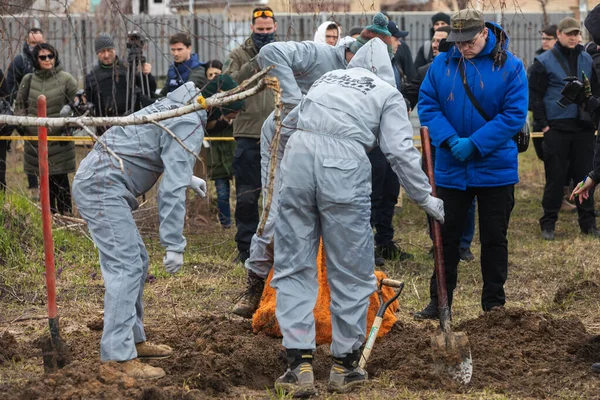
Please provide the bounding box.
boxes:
[94,33,115,54]
[431,12,451,25]
[585,4,600,45]
[32,43,60,70]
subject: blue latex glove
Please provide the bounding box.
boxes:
[451,138,476,161]
[445,135,460,149]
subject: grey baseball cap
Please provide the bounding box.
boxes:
[447,9,485,42]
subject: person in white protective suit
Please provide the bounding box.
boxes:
[232,13,397,319]
[230,34,360,318]
[72,82,208,380]
[271,38,445,397]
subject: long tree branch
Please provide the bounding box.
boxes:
[0,68,273,128]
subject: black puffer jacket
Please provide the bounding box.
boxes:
[6,42,35,103]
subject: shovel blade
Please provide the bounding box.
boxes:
[431,330,472,385]
[41,336,71,373]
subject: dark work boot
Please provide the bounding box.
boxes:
[232,271,265,319]
[413,301,439,320]
[459,247,475,262]
[375,242,413,262]
[274,349,317,398]
[592,362,600,372]
[328,350,368,393]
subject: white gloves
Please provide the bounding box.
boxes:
[189,176,207,197]
[420,195,445,224]
[163,251,184,274]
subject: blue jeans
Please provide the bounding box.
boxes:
[214,178,231,227]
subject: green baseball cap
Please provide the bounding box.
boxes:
[447,9,485,42]
[557,17,581,34]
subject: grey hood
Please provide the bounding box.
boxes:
[347,37,395,88]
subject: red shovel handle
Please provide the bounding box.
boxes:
[420,127,450,329]
[37,95,57,320]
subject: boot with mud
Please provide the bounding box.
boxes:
[232,270,265,318]
[135,341,173,359]
[328,349,368,393]
[119,358,165,380]
[274,349,317,398]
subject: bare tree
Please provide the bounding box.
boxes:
[0,0,36,14]
[98,0,132,14]
[537,0,550,27]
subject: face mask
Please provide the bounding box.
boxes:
[252,32,275,50]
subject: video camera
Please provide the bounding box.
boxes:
[126,30,146,64]
[60,90,94,118]
[557,76,586,109]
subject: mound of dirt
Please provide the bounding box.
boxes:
[3,308,598,399]
[367,308,596,398]
[0,331,22,364]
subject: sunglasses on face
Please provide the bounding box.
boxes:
[253,9,273,19]
[38,54,55,61]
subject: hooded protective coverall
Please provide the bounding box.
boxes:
[244,38,356,279]
[271,38,443,356]
[72,82,206,362]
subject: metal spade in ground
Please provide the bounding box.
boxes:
[420,126,472,385]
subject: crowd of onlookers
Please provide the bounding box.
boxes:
[0,10,599,250]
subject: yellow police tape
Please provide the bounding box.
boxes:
[0,133,552,142]
[0,136,235,141]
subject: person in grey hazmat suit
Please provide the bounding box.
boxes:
[231,34,360,317]
[72,82,208,380]
[271,38,445,396]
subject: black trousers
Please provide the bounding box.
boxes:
[539,127,596,232]
[232,138,262,253]
[0,139,6,191]
[49,174,72,215]
[368,146,400,246]
[429,185,514,311]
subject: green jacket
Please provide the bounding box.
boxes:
[205,123,235,180]
[15,66,78,176]
[223,37,274,139]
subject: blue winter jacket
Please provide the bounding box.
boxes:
[418,22,528,190]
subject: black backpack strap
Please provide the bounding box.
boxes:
[550,46,572,76]
[459,62,491,122]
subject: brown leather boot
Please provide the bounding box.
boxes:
[120,359,165,380]
[232,271,265,319]
[135,342,173,359]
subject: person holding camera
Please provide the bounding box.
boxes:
[85,33,156,136]
[529,17,600,240]
[14,43,78,215]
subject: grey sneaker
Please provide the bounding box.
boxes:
[232,271,265,319]
[328,350,368,393]
[274,349,317,398]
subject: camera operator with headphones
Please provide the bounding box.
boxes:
[85,33,156,136]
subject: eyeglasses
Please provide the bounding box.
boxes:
[456,31,483,48]
[541,36,556,41]
[253,9,274,19]
[38,54,55,61]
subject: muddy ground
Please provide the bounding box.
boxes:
[0,307,599,399]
